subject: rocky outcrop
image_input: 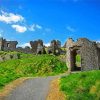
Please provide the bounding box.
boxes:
[0,53,20,62]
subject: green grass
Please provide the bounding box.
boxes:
[76,54,81,62]
[60,70,100,100]
[0,51,67,89]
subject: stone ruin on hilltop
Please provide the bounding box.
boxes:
[66,38,100,72]
[0,37,100,71]
[0,37,63,55]
[47,40,62,55]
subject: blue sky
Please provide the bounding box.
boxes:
[0,0,100,47]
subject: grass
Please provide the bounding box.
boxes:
[76,54,81,62]
[60,70,100,100]
[0,51,67,90]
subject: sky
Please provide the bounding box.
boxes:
[0,0,100,47]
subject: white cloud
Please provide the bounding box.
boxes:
[29,24,42,31]
[28,24,35,31]
[67,26,76,32]
[0,11,24,24]
[44,43,50,47]
[12,25,27,33]
[36,24,42,29]
[18,43,31,48]
[96,41,100,43]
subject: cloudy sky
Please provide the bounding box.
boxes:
[0,0,100,47]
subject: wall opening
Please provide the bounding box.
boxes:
[48,50,52,54]
[7,43,10,47]
[38,51,42,54]
[71,49,81,71]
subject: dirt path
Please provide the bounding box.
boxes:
[4,76,59,100]
[47,78,65,100]
[3,73,68,100]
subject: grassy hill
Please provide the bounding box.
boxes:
[60,70,100,100]
[0,51,67,90]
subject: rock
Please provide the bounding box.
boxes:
[0,56,4,62]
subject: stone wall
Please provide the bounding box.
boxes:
[0,38,63,55]
[47,40,61,55]
[0,38,3,50]
[30,39,46,54]
[0,38,18,51]
[66,38,100,72]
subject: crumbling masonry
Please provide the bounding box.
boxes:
[47,40,61,55]
[0,37,62,55]
[66,38,100,72]
[30,39,46,54]
[0,37,100,72]
[0,38,18,51]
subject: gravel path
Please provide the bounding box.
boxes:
[5,76,59,100]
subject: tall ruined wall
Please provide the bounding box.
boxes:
[66,38,74,72]
[30,39,45,54]
[48,40,61,55]
[66,38,100,72]
[0,38,4,50]
[77,38,99,71]
[3,40,18,51]
[97,48,100,69]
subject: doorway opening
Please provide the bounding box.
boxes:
[38,51,42,54]
[71,49,81,71]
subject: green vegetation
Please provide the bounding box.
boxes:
[0,51,67,90]
[60,70,100,100]
[76,54,81,62]
[76,54,81,67]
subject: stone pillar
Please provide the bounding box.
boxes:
[66,48,72,73]
[0,38,4,50]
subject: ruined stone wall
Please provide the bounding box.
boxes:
[3,40,18,51]
[78,39,99,71]
[16,46,32,54]
[66,38,100,72]
[66,38,74,72]
[30,39,45,54]
[0,38,4,50]
[47,40,61,55]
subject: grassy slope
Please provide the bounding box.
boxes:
[60,70,100,100]
[0,52,67,90]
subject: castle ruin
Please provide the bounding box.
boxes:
[47,40,61,55]
[0,38,18,51]
[0,37,100,72]
[30,39,46,54]
[0,37,62,55]
[66,38,100,72]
